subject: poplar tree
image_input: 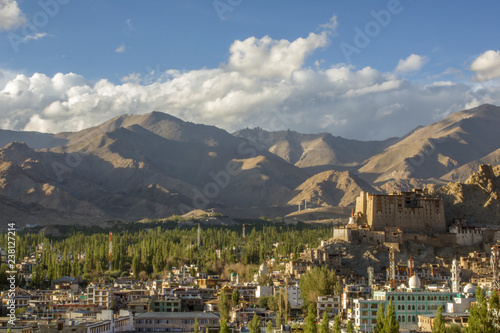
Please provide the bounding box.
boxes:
[318,311,330,333]
[432,306,445,333]
[384,300,399,333]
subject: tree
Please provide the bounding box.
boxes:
[318,311,330,333]
[374,303,385,333]
[432,306,446,333]
[194,317,199,333]
[384,300,399,333]
[275,313,282,329]
[232,289,240,307]
[300,266,341,308]
[220,319,230,333]
[332,314,341,333]
[467,287,494,333]
[249,313,261,333]
[218,290,230,323]
[490,290,500,330]
[304,304,318,333]
[266,320,273,333]
[347,320,354,333]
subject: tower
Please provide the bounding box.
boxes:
[367,266,374,287]
[408,257,414,279]
[197,223,201,248]
[451,259,461,293]
[491,245,499,289]
[108,232,112,271]
[242,224,246,241]
[389,246,396,289]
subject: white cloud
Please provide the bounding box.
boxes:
[115,42,126,53]
[22,32,48,42]
[395,54,428,73]
[227,32,328,79]
[0,0,25,31]
[320,14,338,34]
[470,50,500,82]
[0,29,499,140]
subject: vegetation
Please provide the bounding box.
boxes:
[432,306,445,333]
[249,313,261,333]
[303,304,317,333]
[467,287,494,333]
[318,311,329,333]
[300,266,342,308]
[0,220,332,287]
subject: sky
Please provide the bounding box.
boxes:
[1,0,500,140]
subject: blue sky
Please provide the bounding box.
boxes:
[1,0,500,140]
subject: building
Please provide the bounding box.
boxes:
[134,312,219,332]
[354,276,455,332]
[355,189,446,233]
[37,310,132,333]
[149,297,182,312]
[317,295,341,318]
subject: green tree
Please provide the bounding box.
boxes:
[300,266,341,308]
[318,311,329,333]
[304,304,318,333]
[332,314,341,333]
[347,320,354,333]
[467,287,494,333]
[432,306,446,333]
[194,317,199,333]
[489,290,500,330]
[384,300,399,333]
[266,320,273,333]
[218,290,230,323]
[275,313,282,329]
[220,319,230,333]
[374,303,385,333]
[232,289,240,307]
[446,324,463,333]
[249,313,261,333]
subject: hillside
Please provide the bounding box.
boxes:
[358,104,500,184]
[435,164,500,224]
[1,104,500,226]
[282,170,377,207]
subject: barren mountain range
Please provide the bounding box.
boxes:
[1,104,500,226]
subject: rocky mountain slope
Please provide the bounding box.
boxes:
[435,165,500,224]
[1,104,500,226]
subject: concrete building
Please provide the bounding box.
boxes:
[134,312,219,332]
[354,276,455,332]
[317,295,341,318]
[355,189,446,233]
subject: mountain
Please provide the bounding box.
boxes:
[435,164,500,224]
[1,104,500,226]
[281,170,377,207]
[0,113,309,225]
[233,128,400,172]
[357,104,500,184]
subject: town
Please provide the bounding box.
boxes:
[2,167,500,333]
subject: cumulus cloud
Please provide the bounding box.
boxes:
[0,32,499,140]
[227,32,328,79]
[395,54,429,73]
[0,0,25,31]
[471,50,500,81]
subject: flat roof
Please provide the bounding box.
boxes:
[135,312,219,319]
